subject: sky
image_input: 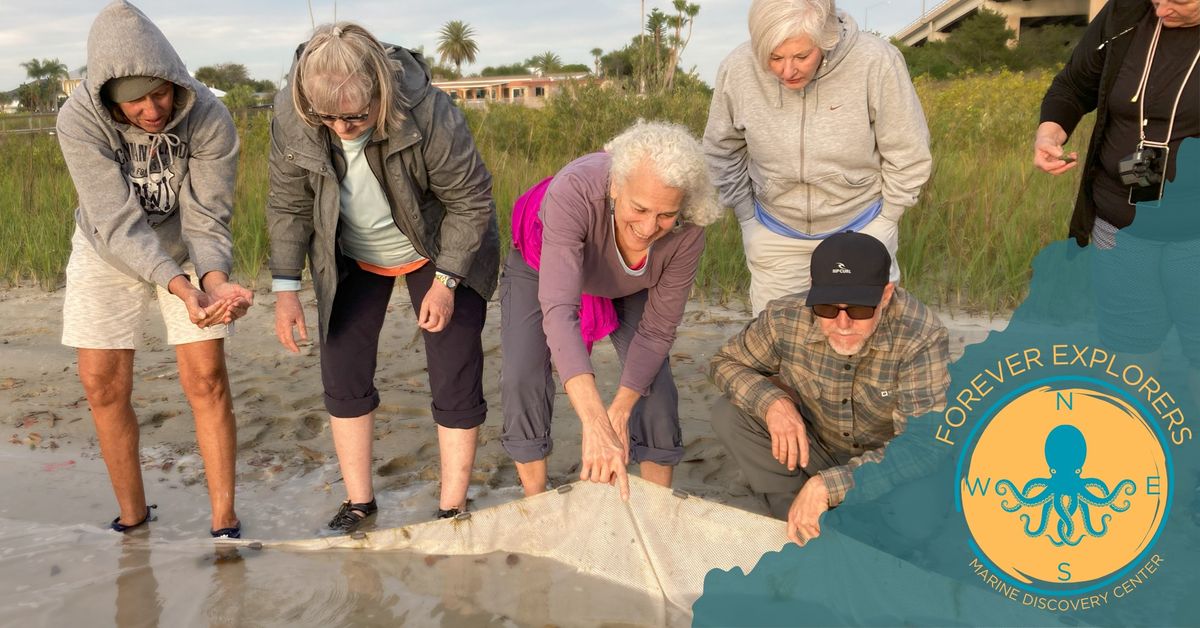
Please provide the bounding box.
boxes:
[0,0,926,92]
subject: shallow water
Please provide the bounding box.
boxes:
[0,448,687,627]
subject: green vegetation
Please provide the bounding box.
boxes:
[16,58,70,112]
[904,70,1089,312]
[899,10,1085,80]
[0,71,1088,313]
[480,63,531,77]
[194,62,276,94]
[0,130,76,288]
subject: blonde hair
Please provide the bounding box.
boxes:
[291,22,404,133]
[605,120,720,227]
[748,0,841,70]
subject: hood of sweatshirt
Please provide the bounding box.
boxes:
[816,11,861,80]
[56,0,237,289]
[85,0,199,131]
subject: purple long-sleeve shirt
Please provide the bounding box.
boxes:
[538,152,706,395]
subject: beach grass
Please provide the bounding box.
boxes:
[0,70,1088,312]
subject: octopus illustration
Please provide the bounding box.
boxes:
[994,424,1135,547]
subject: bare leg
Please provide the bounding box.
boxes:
[639,461,673,488]
[176,339,239,531]
[330,413,375,504]
[78,348,146,526]
[516,459,548,497]
[437,425,478,511]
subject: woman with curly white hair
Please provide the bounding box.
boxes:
[500,120,719,499]
[705,0,931,314]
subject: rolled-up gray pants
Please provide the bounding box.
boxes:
[710,396,851,519]
[499,251,683,465]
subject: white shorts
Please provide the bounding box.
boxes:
[62,229,233,349]
[739,212,901,315]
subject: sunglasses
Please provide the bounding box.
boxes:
[312,107,371,124]
[811,304,876,320]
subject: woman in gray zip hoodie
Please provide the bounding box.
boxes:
[56,0,251,538]
[704,0,931,314]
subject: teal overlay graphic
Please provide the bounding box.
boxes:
[694,139,1200,626]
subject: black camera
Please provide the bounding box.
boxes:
[1118,145,1167,188]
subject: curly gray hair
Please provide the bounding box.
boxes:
[749,0,841,70]
[604,120,720,227]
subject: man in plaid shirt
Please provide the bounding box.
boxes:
[710,232,950,545]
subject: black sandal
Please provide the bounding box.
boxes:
[327,498,377,533]
[211,522,242,539]
[436,507,462,519]
[110,504,156,533]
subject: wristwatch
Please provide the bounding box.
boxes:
[434,271,459,290]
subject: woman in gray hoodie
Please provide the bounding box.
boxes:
[704,0,931,315]
[56,0,251,538]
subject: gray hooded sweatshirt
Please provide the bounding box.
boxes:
[704,13,930,234]
[57,0,238,289]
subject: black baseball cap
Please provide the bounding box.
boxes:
[805,232,890,307]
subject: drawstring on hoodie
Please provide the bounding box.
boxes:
[145,131,181,176]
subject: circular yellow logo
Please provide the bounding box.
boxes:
[958,379,1171,593]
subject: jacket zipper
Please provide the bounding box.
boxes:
[801,87,811,234]
[1098,25,1136,51]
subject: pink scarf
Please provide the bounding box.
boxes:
[511,176,619,352]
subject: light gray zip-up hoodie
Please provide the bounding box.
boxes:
[704,13,930,234]
[57,0,238,289]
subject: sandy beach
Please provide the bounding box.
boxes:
[0,284,1008,625]
[0,284,1008,525]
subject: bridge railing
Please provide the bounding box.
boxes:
[893,0,962,40]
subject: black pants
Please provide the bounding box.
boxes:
[320,261,487,428]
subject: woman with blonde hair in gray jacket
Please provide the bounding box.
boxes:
[268,22,499,533]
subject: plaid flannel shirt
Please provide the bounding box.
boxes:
[709,288,950,506]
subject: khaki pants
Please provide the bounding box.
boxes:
[710,396,852,519]
[739,212,900,315]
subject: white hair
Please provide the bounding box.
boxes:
[604,120,720,227]
[748,0,841,70]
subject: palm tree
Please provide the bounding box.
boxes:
[639,0,647,93]
[20,58,69,111]
[663,0,700,91]
[527,51,563,76]
[437,20,479,76]
[645,9,668,89]
[590,47,604,77]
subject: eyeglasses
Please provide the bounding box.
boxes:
[312,107,371,124]
[811,304,876,320]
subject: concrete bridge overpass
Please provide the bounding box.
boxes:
[895,0,1107,47]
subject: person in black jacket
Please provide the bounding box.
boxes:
[1034,0,1200,381]
[1034,0,1199,244]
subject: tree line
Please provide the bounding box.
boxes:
[430,0,704,95]
[897,9,1084,80]
[5,6,1085,115]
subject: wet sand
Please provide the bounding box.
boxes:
[0,444,687,626]
[0,285,1008,625]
